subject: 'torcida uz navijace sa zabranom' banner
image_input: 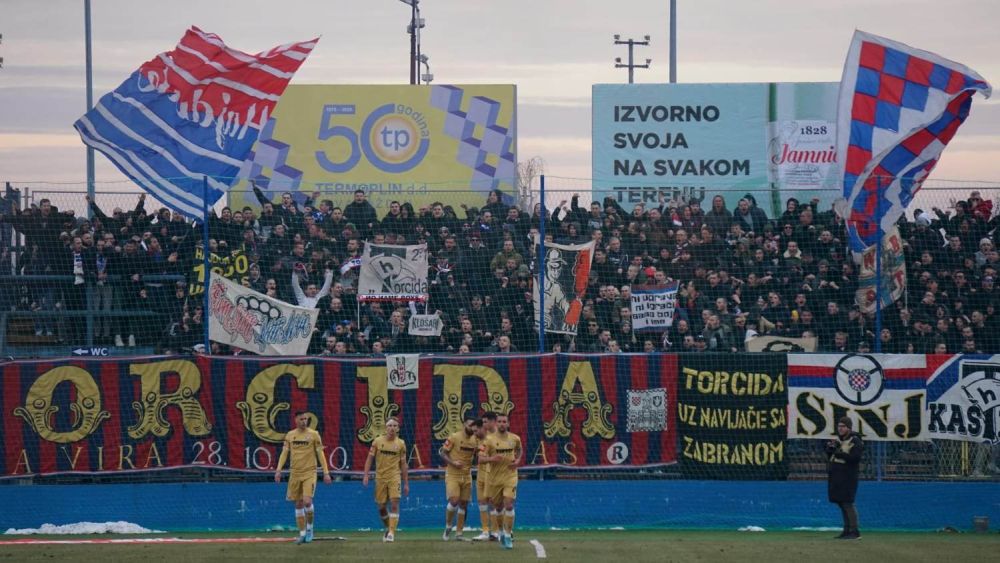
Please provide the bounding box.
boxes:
[0,355,678,477]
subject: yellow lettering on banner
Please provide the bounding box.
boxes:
[408,443,424,469]
[682,367,784,396]
[144,443,163,468]
[543,361,614,440]
[13,449,31,475]
[431,365,513,440]
[531,441,549,466]
[119,444,135,470]
[59,445,84,470]
[13,366,110,443]
[96,446,104,471]
[128,360,212,440]
[770,408,786,429]
[236,364,316,443]
[562,442,578,465]
[355,366,399,444]
[682,437,783,465]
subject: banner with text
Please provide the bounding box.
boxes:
[926,355,1000,443]
[677,354,789,479]
[592,82,839,216]
[358,243,429,301]
[630,283,678,331]
[229,84,517,212]
[0,354,677,478]
[188,248,250,297]
[788,354,939,441]
[208,275,318,356]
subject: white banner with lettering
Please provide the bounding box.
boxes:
[358,243,429,301]
[630,283,678,331]
[208,274,318,356]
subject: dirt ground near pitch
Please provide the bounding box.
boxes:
[1,530,998,562]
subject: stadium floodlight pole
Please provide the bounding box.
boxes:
[84,0,95,216]
[537,174,546,353]
[669,0,677,83]
[614,34,651,84]
[202,176,211,354]
[399,0,418,84]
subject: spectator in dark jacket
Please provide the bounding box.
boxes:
[826,417,863,540]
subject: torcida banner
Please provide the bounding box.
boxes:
[0,354,677,477]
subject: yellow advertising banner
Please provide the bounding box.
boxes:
[231,84,517,211]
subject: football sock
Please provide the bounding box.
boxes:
[490,509,501,535]
[446,502,457,528]
[295,508,306,535]
[305,505,314,530]
[388,513,399,535]
[380,512,390,529]
[479,504,490,533]
[456,508,466,533]
[503,509,515,534]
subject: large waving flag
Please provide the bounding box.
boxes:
[836,31,991,251]
[74,27,317,218]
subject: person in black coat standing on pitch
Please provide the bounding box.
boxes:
[826,416,863,539]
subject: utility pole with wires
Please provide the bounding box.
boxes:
[613,35,651,84]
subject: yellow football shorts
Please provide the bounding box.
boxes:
[485,475,517,502]
[476,471,490,501]
[374,477,401,505]
[445,473,472,501]
[286,473,317,501]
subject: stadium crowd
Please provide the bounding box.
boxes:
[2,185,1000,357]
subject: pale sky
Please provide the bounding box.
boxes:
[1,0,998,197]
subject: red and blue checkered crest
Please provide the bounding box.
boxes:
[836,31,991,252]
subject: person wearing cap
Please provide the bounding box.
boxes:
[826,416,863,539]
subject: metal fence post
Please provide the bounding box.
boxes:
[85,283,94,347]
[537,175,546,353]
[874,174,885,481]
[202,176,211,354]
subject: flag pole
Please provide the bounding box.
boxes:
[84,0,95,216]
[874,174,885,483]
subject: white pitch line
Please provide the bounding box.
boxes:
[529,538,547,558]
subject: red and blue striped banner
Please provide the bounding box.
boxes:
[0,354,677,477]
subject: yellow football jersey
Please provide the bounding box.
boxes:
[483,432,521,482]
[442,430,480,475]
[370,435,406,481]
[477,428,497,476]
[281,428,327,475]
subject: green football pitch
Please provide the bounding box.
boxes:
[1,530,998,562]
